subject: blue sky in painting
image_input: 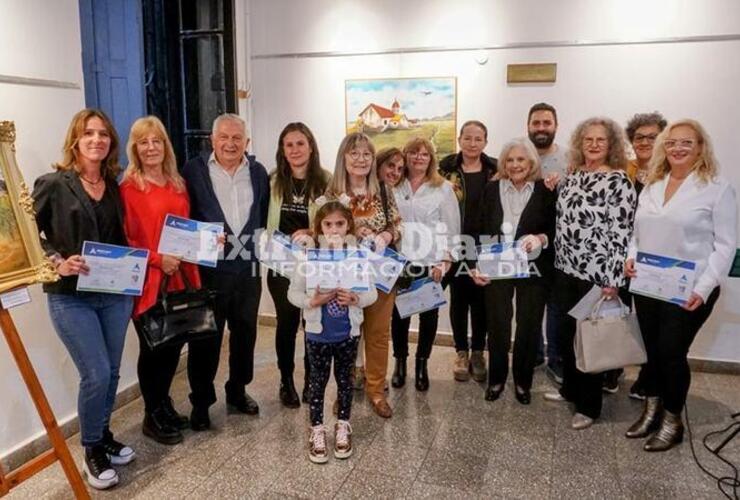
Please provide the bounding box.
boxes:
[346,77,456,122]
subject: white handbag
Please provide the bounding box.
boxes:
[575,297,647,374]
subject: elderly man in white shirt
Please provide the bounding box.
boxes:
[625,119,737,452]
[390,137,460,392]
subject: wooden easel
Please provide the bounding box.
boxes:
[0,307,89,499]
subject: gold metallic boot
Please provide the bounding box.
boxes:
[626,397,662,438]
[644,410,684,452]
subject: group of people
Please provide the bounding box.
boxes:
[32,101,736,485]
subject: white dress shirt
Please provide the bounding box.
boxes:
[393,178,461,266]
[208,153,253,234]
[628,172,737,301]
[499,179,534,243]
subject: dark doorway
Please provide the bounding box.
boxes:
[142,0,237,163]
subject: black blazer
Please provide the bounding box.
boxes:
[32,170,125,294]
[477,179,556,281]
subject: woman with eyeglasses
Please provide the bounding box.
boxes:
[326,133,401,418]
[625,112,668,195]
[544,117,636,431]
[624,120,736,451]
[391,137,460,392]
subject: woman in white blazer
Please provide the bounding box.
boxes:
[625,119,737,451]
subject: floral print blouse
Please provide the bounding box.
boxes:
[555,170,637,287]
[348,189,402,243]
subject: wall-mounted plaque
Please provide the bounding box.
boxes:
[507,63,557,83]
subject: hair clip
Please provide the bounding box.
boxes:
[314,193,352,209]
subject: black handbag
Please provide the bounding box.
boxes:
[137,271,218,350]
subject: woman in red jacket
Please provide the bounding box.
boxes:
[120,116,201,445]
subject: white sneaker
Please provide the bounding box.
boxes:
[308,425,329,464]
[334,420,353,459]
[544,392,567,402]
[571,413,594,430]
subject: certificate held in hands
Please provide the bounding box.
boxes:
[629,251,696,305]
[77,241,149,296]
[477,242,529,279]
[305,248,371,292]
[395,277,447,319]
[158,214,224,268]
[364,245,408,293]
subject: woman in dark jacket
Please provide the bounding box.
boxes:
[439,120,497,382]
[471,138,555,404]
[33,109,134,490]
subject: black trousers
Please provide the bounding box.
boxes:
[266,270,308,382]
[450,263,487,352]
[306,337,358,426]
[633,288,719,414]
[188,268,261,408]
[484,278,548,390]
[391,266,450,360]
[133,320,184,413]
[555,270,607,419]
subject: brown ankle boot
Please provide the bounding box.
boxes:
[626,397,662,438]
[644,410,684,452]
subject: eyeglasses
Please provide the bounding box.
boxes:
[137,138,164,148]
[633,133,658,144]
[348,151,373,161]
[411,152,431,159]
[582,138,608,147]
[664,139,696,150]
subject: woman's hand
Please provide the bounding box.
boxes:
[601,286,618,300]
[216,232,227,247]
[624,258,637,279]
[431,261,451,283]
[683,293,704,311]
[336,288,359,306]
[373,231,393,252]
[520,234,544,253]
[309,289,337,308]
[470,268,490,287]
[356,226,374,239]
[292,229,314,248]
[57,255,90,276]
[161,255,181,275]
[544,172,561,191]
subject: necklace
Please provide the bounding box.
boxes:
[80,174,103,185]
[292,178,307,204]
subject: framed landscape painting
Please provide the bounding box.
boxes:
[0,121,57,294]
[345,77,457,157]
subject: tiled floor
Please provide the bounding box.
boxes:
[6,326,740,499]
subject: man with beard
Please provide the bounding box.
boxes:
[527,102,567,386]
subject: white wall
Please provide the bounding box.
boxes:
[0,0,140,459]
[246,0,740,362]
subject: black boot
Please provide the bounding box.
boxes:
[391,357,407,388]
[626,397,662,438]
[644,410,684,452]
[279,377,301,408]
[161,397,189,430]
[415,358,429,392]
[142,407,183,445]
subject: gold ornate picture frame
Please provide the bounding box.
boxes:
[0,121,58,294]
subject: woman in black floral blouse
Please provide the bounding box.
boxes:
[544,117,636,430]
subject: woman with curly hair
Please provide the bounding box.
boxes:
[543,117,637,430]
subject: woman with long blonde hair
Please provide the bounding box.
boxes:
[120,115,201,445]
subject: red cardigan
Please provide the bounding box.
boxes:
[120,179,201,318]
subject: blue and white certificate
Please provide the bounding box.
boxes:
[395,277,447,318]
[157,214,224,268]
[258,230,305,277]
[629,251,696,305]
[364,245,408,293]
[76,241,149,296]
[477,242,529,279]
[305,248,371,292]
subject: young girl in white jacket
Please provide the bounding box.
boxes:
[288,198,377,463]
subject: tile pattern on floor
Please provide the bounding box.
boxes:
[6,326,740,499]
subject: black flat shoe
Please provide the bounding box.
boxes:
[190,406,211,432]
[279,380,300,409]
[485,385,504,401]
[161,397,189,430]
[515,388,531,405]
[227,392,260,415]
[143,408,183,445]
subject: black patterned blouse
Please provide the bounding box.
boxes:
[554,170,637,287]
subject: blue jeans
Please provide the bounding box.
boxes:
[47,292,133,447]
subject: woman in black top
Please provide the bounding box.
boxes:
[32,109,134,490]
[265,122,330,407]
[472,138,556,404]
[439,120,497,382]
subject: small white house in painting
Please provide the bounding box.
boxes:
[358,99,410,132]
